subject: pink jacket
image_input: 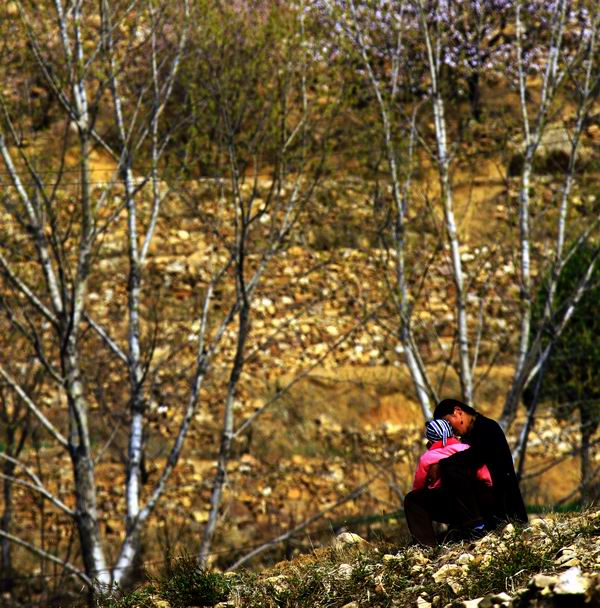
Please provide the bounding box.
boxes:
[412,437,493,490]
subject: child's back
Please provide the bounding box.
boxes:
[413,420,492,490]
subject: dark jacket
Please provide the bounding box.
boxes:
[439,414,528,523]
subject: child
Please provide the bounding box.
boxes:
[412,418,492,491]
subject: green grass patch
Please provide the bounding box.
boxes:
[462,532,551,598]
[157,553,233,607]
[95,585,158,608]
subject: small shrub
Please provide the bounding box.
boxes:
[158,553,232,608]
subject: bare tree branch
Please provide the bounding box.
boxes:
[0,455,75,517]
[0,529,91,587]
[226,471,384,571]
[0,366,68,449]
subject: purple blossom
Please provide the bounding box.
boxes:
[307,0,597,89]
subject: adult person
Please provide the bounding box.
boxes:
[433,398,528,527]
[404,418,495,546]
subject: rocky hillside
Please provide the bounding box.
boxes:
[99,508,600,608]
[4,176,595,580]
[2,3,600,604]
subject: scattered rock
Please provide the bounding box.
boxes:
[337,563,354,580]
[554,545,577,565]
[417,596,432,608]
[513,565,599,606]
[165,259,186,274]
[433,563,464,583]
[409,548,431,565]
[333,532,367,549]
[457,553,475,565]
[264,574,288,593]
[531,573,557,589]
[383,553,403,562]
[554,566,589,595]
[478,591,512,607]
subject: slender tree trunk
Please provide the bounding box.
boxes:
[64,343,109,586]
[579,408,594,505]
[1,459,15,591]
[500,0,570,430]
[346,0,434,418]
[65,130,106,584]
[418,0,472,403]
[198,304,250,566]
[198,144,254,563]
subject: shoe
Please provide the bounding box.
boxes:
[467,523,488,541]
[444,522,488,544]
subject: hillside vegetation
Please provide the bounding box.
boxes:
[99,509,600,608]
[0,0,599,605]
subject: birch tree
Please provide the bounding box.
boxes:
[182,0,325,566]
[0,0,192,590]
[415,0,473,405]
[0,0,327,593]
[499,0,600,430]
[313,0,600,437]
[313,0,435,418]
[314,0,480,414]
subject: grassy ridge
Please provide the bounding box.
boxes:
[99,509,600,608]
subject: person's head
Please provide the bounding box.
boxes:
[424,418,454,447]
[433,399,477,435]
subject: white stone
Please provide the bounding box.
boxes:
[490,592,512,604]
[554,567,589,595]
[337,563,354,580]
[410,548,430,564]
[433,563,464,583]
[334,532,366,548]
[165,259,186,274]
[383,553,402,562]
[554,547,577,565]
[528,517,547,528]
[559,558,580,568]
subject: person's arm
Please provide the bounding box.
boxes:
[412,456,430,491]
[428,462,440,484]
[437,441,483,472]
[439,416,511,479]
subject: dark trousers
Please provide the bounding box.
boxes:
[404,476,494,546]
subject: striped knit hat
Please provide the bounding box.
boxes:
[425,418,454,446]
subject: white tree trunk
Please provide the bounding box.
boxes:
[418,0,472,403]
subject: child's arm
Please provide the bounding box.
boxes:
[412,456,430,491]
